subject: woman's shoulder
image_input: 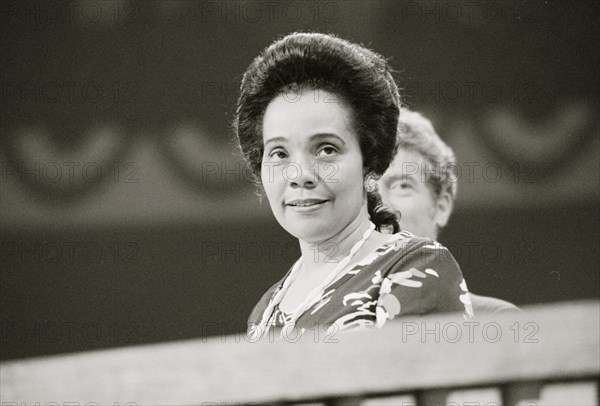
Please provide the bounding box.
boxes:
[349,231,462,291]
[370,231,457,271]
[373,232,473,319]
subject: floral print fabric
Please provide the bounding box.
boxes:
[248,232,474,338]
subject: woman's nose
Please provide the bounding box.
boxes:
[286,159,317,189]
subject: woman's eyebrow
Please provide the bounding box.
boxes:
[264,136,287,147]
[309,133,346,145]
[265,133,347,147]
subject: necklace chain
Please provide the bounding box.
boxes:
[252,222,376,339]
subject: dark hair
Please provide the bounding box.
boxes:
[235,32,400,232]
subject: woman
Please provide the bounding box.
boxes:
[235,33,473,341]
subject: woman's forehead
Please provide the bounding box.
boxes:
[262,89,356,143]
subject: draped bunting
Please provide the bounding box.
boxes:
[1,103,597,226]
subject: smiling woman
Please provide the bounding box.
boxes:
[234,33,474,341]
[261,88,365,244]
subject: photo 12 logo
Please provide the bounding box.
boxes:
[400,321,539,344]
[262,161,340,184]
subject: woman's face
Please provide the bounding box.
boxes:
[261,88,366,243]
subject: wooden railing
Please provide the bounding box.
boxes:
[1,300,598,405]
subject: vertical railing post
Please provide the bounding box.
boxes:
[416,389,448,406]
[502,382,542,406]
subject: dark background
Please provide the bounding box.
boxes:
[1,0,598,360]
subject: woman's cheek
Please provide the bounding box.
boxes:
[262,161,286,186]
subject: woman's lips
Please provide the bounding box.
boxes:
[286,198,328,206]
[286,198,329,212]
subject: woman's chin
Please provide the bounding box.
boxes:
[284,224,335,244]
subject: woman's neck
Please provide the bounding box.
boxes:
[298,211,373,273]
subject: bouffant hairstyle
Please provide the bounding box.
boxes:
[234,32,400,232]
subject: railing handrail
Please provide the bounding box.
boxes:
[1,300,598,404]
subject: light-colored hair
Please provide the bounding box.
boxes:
[397,108,458,203]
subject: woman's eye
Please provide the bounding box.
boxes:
[269,149,288,159]
[316,145,338,157]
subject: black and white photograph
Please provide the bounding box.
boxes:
[1,0,598,404]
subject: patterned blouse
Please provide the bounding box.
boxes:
[247,231,474,340]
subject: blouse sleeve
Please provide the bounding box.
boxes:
[375,238,474,328]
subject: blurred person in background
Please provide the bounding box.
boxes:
[235,33,474,341]
[378,108,519,315]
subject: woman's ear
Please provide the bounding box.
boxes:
[434,190,453,229]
